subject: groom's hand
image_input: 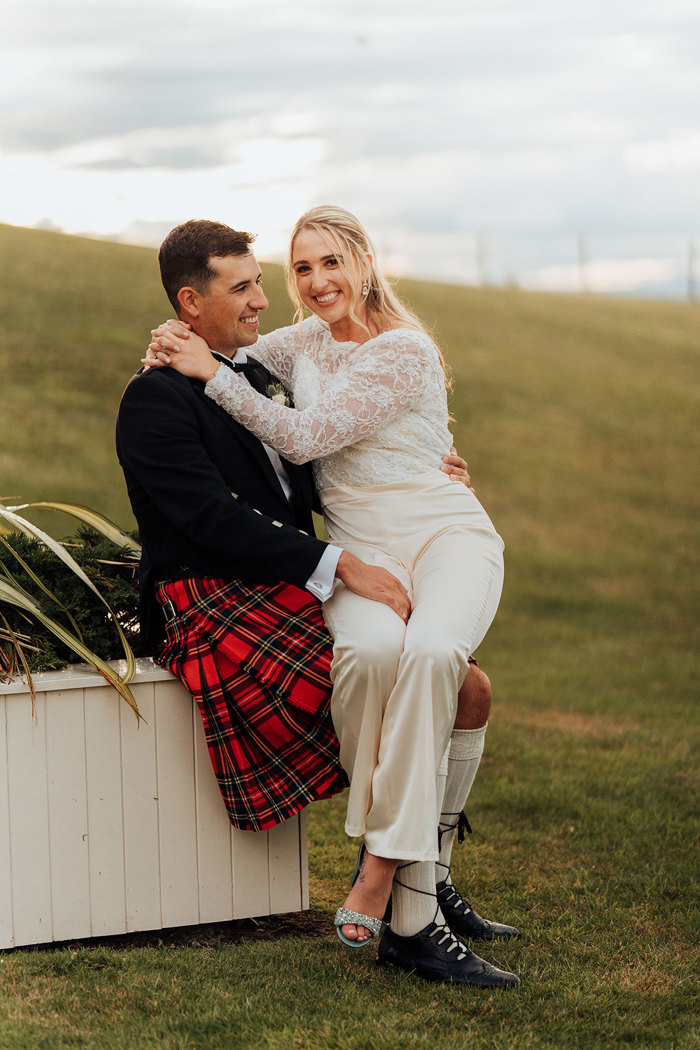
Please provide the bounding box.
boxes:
[335,551,411,623]
[441,447,475,492]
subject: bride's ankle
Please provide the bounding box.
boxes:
[353,852,398,901]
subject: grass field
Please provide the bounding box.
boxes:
[0,223,698,1049]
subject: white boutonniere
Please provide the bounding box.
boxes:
[265,382,294,407]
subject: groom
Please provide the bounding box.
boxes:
[116,219,519,987]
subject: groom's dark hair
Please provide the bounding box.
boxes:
[158,220,256,313]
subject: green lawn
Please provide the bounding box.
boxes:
[0,224,698,1049]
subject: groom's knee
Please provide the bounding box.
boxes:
[455,666,491,730]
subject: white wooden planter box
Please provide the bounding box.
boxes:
[0,658,308,950]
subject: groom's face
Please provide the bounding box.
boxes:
[193,252,269,356]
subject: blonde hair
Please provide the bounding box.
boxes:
[285,205,448,375]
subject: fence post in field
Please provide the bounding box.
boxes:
[578,235,590,294]
[688,236,697,302]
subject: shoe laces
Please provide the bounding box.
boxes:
[427,922,468,960]
[390,812,472,930]
[438,880,472,916]
[436,809,473,886]
[392,862,472,953]
[392,860,442,927]
[437,809,472,850]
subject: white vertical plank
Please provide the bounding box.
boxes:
[46,689,91,941]
[231,827,271,918]
[2,664,312,947]
[6,694,53,945]
[84,685,127,936]
[0,698,15,948]
[192,699,235,923]
[268,816,303,915]
[298,808,309,911]
[154,679,199,928]
[120,683,161,932]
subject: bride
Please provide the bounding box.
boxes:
[147,205,519,988]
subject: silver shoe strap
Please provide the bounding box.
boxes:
[334,908,382,936]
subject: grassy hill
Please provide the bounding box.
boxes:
[1,222,698,1048]
[1,222,696,710]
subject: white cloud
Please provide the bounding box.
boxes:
[625,129,700,172]
[0,0,698,295]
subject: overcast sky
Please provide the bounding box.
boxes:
[3,0,699,296]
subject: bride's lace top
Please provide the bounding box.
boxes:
[205,316,453,491]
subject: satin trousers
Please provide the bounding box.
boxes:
[321,470,504,861]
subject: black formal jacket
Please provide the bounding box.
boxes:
[115,358,328,652]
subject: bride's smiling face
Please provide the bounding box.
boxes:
[291,228,363,326]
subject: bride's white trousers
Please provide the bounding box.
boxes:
[320,470,505,862]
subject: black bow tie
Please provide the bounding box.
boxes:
[233,360,254,374]
[215,354,268,395]
[216,356,255,377]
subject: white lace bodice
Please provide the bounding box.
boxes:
[205,316,453,491]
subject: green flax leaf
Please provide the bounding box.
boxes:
[0,506,136,683]
[7,502,141,555]
[0,579,140,719]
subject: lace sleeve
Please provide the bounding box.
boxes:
[205,331,436,464]
[246,321,308,386]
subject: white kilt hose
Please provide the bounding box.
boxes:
[321,470,505,862]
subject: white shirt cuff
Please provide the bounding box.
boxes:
[305,545,342,602]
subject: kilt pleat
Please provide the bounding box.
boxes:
[154,576,348,831]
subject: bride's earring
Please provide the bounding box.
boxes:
[362,277,370,297]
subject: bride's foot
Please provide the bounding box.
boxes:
[339,850,398,943]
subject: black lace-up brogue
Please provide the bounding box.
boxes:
[436,879,521,942]
[377,921,520,988]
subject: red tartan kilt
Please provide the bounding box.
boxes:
[154,576,348,832]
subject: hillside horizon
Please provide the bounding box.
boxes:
[4,221,694,303]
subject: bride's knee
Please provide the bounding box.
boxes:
[404,632,465,670]
[332,629,404,684]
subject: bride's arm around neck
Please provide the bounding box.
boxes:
[249,316,319,385]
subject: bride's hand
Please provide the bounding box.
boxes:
[142,321,220,382]
[142,319,191,369]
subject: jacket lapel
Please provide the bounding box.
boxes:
[243,356,314,509]
[189,377,294,504]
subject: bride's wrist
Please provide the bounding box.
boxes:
[202,360,221,383]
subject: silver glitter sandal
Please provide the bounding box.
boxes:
[334,907,383,948]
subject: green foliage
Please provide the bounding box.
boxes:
[0,527,140,673]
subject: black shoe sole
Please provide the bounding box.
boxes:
[377,955,520,989]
